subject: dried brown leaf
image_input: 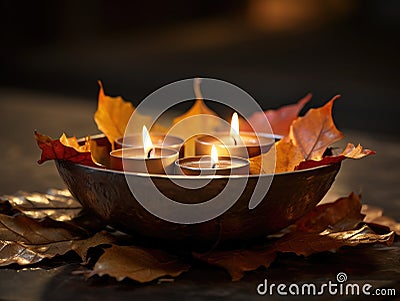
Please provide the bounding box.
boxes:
[0,189,111,267]
[196,194,394,281]
[296,192,364,233]
[1,189,81,222]
[193,248,277,281]
[362,205,400,235]
[88,245,190,283]
[275,225,394,257]
[295,143,375,170]
[0,214,78,244]
[0,231,114,266]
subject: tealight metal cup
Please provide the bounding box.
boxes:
[110,147,179,174]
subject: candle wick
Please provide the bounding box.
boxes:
[212,163,216,169]
[147,148,153,159]
[233,136,237,146]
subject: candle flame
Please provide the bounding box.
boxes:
[211,144,218,168]
[230,112,240,145]
[230,112,240,136]
[142,125,154,158]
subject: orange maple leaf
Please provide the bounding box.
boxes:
[290,95,344,161]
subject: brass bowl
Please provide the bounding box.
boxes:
[55,135,340,246]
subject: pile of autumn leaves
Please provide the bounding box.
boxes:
[35,82,373,172]
[0,190,398,282]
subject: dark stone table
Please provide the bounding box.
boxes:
[0,90,399,300]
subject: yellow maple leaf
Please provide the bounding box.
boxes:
[59,133,90,152]
[171,78,221,156]
[94,81,167,147]
[94,81,135,145]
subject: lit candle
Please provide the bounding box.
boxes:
[114,131,184,158]
[175,143,249,176]
[142,125,155,158]
[110,126,179,174]
[195,112,274,158]
[229,112,241,146]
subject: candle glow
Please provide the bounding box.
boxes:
[142,126,154,158]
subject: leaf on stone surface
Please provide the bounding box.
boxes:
[193,247,277,281]
[88,245,190,283]
[289,95,344,161]
[0,213,76,266]
[0,214,78,244]
[0,188,112,267]
[0,231,114,267]
[196,193,394,281]
[35,131,96,167]
[71,231,115,262]
[295,143,375,170]
[172,78,221,156]
[0,189,82,221]
[295,192,364,233]
[362,205,400,235]
[274,224,394,257]
[242,93,312,136]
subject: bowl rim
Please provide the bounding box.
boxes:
[76,133,339,180]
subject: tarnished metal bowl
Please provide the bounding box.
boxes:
[55,135,340,246]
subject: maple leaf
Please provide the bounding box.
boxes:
[93,81,166,146]
[88,245,190,282]
[94,81,135,145]
[249,96,344,173]
[295,143,375,170]
[290,95,343,161]
[35,131,96,167]
[172,78,221,156]
[243,93,312,136]
[59,133,90,152]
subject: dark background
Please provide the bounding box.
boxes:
[1,0,399,134]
